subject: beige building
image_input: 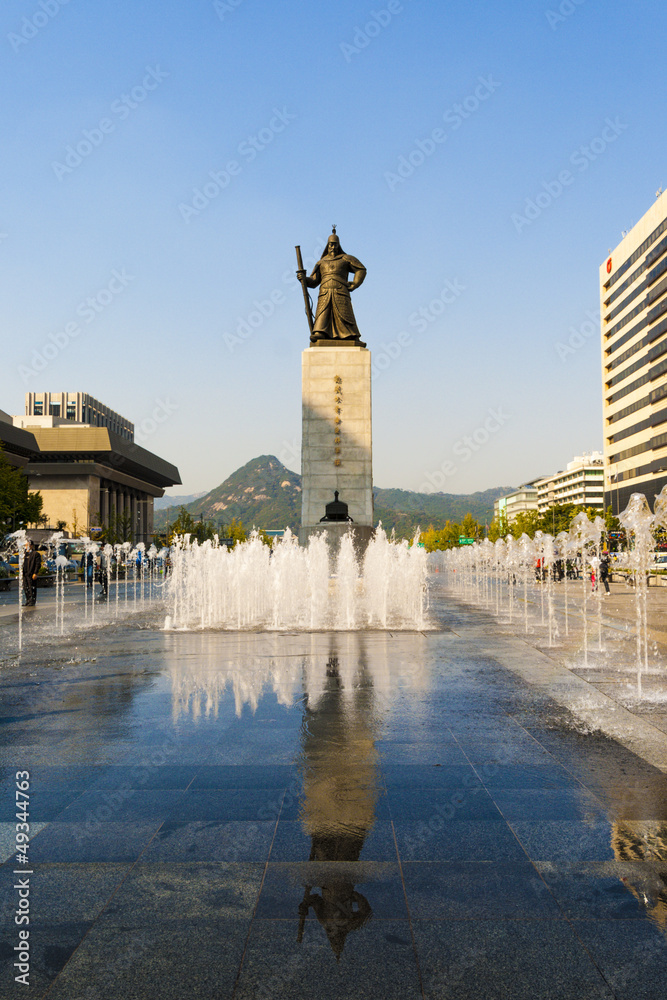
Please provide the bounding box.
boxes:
[601,191,667,513]
[2,394,180,543]
[535,453,605,513]
[493,485,539,523]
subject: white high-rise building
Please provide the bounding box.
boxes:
[601,191,667,514]
[534,453,604,513]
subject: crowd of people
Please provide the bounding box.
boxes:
[18,539,159,608]
[534,552,612,595]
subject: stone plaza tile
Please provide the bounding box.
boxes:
[477,763,581,789]
[490,786,609,821]
[375,741,471,765]
[0,862,132,929]
[141,820,277,862]
[27,820,166,863]
[269,819,398,863]
[0,784,85,823]
[382,764,482,788]
[0,820,47,864]
[99,862,265,926]
[165,787,299,823]
[255,861,408,920]
[0,921,92,1000]
[234,919,422,1000]
[43,920,250,1000]
[573,919,667,1000]
[535,861,665,920]
[55,788,187,824]
[402,861,563,920]
[457,742,559,767]
[394,819,528,863]
[3,606,667,996]
[508,820,617,864]
[412,919,615,999]
[189,764,296,789]
[386,786,502,822]
[6,764,112,790]
[88,764,198,790]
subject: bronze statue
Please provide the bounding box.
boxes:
[296,228,367,346]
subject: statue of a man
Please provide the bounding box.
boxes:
[297,229,367,346]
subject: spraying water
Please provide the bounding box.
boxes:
[164,528,429,632]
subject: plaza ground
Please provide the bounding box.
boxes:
[1,578,667,998]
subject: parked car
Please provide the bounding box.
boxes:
[650,553,667,571]
[0,559,17,592]
[45,557,77,573]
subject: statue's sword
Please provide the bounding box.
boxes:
[295,245,315,336]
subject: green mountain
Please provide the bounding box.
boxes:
[155,455,514,535]
[155,455,302,531]
[373,486,514,534]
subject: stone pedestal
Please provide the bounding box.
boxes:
[299,346,373,548]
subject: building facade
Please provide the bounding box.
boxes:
[3,394,180,543]
[601,192,667,514]
[534,453,605,513]
[23,392,133,441]
[493,485,539,523]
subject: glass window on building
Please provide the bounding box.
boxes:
[49,403,60,417]
[33,401,43,415]
[66,402,76,420]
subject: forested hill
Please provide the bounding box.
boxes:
[373,486,514,534]
[155,456,514,534]
[157,455,302,530]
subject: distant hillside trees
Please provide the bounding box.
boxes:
[165,507,271,547]
[487,504,620,541]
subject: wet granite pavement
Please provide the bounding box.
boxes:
[1,589,667,998]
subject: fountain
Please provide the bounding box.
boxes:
[437,488,667,696]
[164,527,429,632]
[619,493,656,691]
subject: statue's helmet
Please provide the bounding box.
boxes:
[320,228,343,260]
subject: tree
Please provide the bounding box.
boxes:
[100,512,134,545]
[421,521,463,552]
[488,512,510,542]
[510,510,542,539]
[0,444,43,532]
[226,517,247,545]
[167,506,217,544]
[460,513,482,540]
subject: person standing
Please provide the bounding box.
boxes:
[600,551,611,595]
[22,539,41,607]
[97,547,110,600]
[590,554,599,593]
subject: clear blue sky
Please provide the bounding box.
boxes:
[1,0,664,496]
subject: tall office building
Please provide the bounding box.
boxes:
[601,191,667,514]
[22,392,133,441]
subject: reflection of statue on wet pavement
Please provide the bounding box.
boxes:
[296,649,378,957]
[296,228,367,347]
